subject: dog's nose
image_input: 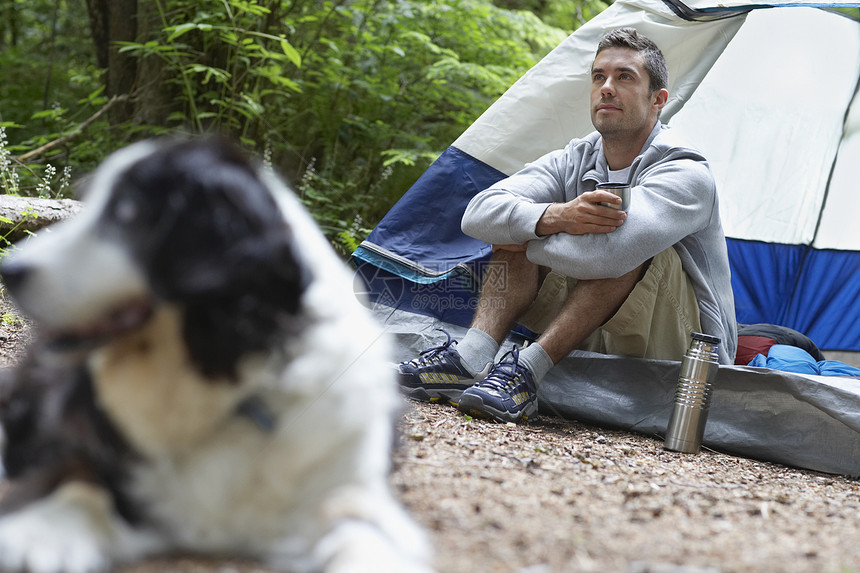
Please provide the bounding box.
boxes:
[0,261,31,294]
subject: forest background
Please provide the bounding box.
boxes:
[0,0,609,254]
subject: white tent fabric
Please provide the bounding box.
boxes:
[815,62,860,250]
[680,0,855,8]
[669,7,860,246]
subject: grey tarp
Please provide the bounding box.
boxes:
[377,307,860,477]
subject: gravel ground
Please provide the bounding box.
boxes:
[394,400,860,573]
[1,296,859,573]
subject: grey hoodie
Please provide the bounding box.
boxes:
[461,123,737,364]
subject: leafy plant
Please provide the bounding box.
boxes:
[0,311,23,327]
[108,0,571,247]
[1,0,600,251]
[0,127,20,195]
[0,212,37,249]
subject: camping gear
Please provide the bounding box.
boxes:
[351,0,860,475]
[664,333,721,454]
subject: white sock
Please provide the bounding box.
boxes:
[455,328,498,375]
[518,343,554,385]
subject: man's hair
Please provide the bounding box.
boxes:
[596,27,668,94]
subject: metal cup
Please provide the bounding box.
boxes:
[596,182,631,212]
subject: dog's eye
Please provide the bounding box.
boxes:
[113,197,139,223]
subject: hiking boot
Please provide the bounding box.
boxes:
[457,346,538,423]
[396,330,489,405]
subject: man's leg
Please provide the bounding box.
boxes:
[470,248,544,343]
[578,248,701,360]
[458,261,648,424]
[535,262,648,364]
[396,249,543,404]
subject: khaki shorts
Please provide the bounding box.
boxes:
[517,247,701,361]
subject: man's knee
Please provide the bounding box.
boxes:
[483,249,544,292]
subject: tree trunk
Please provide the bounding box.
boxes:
[85,0,109,69]
[0,0,20,49]
[131,0,176,126]
[41,0,62,117]
[85,0,138,125]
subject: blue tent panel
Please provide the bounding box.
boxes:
[726,240,805,328]
[728,240,860,350]
[353,260,483,327]
[787,248,860,350]
[358,147,503,271]
[353,146,505,327]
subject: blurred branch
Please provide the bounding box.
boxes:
[15,94,129,163]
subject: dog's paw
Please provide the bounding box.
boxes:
[313,486,435,573]
[316,520,436,573]
[0,483,114,573]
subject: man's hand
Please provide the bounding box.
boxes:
[535,190,626,236]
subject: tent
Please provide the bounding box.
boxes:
[351,0,860,476]
[354,0,860,351]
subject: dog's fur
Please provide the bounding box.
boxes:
[0,139,432,573]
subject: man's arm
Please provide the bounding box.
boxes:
[527,155,717,279]
[461,148,571,247]
[463,143,626,247]
[491,190,626,253]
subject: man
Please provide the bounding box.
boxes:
[397,27,737,424]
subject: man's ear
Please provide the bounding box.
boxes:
[653,88,669,111]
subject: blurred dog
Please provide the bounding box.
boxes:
[0,139,432,573]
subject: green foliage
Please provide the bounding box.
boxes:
[0,127,20,195]
[1,0,598,249]
[0,211,37,249]
[117,0,305,135]
[0,0,106,190]
[493,0,610,30]
[109,0,571,246]
[0,134,42,254]
[0,126,72,199]
[830,7,860,19]
[283,0,568,236]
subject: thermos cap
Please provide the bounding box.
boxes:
[691,332,721,345]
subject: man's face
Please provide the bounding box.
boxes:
[590,47,662,140]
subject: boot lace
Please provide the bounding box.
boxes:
[405,329,456,368]
[479,346,525,393]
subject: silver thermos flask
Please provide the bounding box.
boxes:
[664,332,721,454]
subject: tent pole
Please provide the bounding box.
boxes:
[810,69,860,245]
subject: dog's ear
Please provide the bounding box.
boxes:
[115,139,309,380]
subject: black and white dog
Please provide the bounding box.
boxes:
[0,139,432,573]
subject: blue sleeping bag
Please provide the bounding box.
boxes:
[749,344,860,378]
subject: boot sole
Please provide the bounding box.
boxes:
[457,392,538,424]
